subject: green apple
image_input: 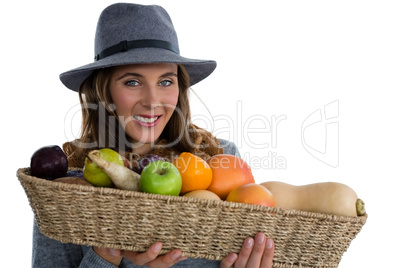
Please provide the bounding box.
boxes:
[83,148,124,187]
[140,161,182,196]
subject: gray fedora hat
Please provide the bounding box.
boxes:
[60,3,217,92]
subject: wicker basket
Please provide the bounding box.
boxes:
[17,167,367,267]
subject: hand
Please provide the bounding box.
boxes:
[94,242,187,267]
[220,233,275,268]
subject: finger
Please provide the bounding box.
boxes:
[122,242,162,265]
[147,249,186,268]
[220,253,238,268]
[233,237,254,267]
[246,233,267,267]
[261,239,275,268]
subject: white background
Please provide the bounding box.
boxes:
[1,0,401,267]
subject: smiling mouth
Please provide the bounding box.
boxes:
[133,115,162,127]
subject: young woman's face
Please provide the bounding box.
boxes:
[109,63,179,153]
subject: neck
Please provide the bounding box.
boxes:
[131,142,153,155]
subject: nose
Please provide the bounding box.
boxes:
[141,85,160,109]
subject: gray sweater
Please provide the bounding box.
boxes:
[31,139,240,268]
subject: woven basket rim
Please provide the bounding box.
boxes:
[17,167,368,224]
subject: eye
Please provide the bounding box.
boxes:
[159,80,172,87]
[125,80,140,87]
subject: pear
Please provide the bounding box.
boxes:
[86,150,141,191]
[83,148,124,187]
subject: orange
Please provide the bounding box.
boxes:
[226,183,276,207]
[172,152,213,194]
[207,154,255,199]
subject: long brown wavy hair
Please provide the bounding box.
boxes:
[74,64,194,155]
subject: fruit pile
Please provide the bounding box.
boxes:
[29,145,277,208]
[29,145,365,216]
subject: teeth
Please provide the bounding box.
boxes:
[134,115,159,123]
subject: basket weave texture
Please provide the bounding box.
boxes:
[17,168,367,268]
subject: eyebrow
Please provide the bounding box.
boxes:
[116,72,178,81]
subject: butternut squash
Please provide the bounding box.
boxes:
[260,181,365,217]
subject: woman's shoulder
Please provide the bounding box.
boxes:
[217,138,241,158]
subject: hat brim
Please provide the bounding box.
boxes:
[59,47,217,92]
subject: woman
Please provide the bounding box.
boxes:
[32,3,275,267]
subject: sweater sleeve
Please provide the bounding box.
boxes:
[218,139,241,158]
[32,219,221,268]
[32,220,117,268]
[78,248,119,268]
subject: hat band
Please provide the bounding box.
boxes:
[95,39,180,61]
